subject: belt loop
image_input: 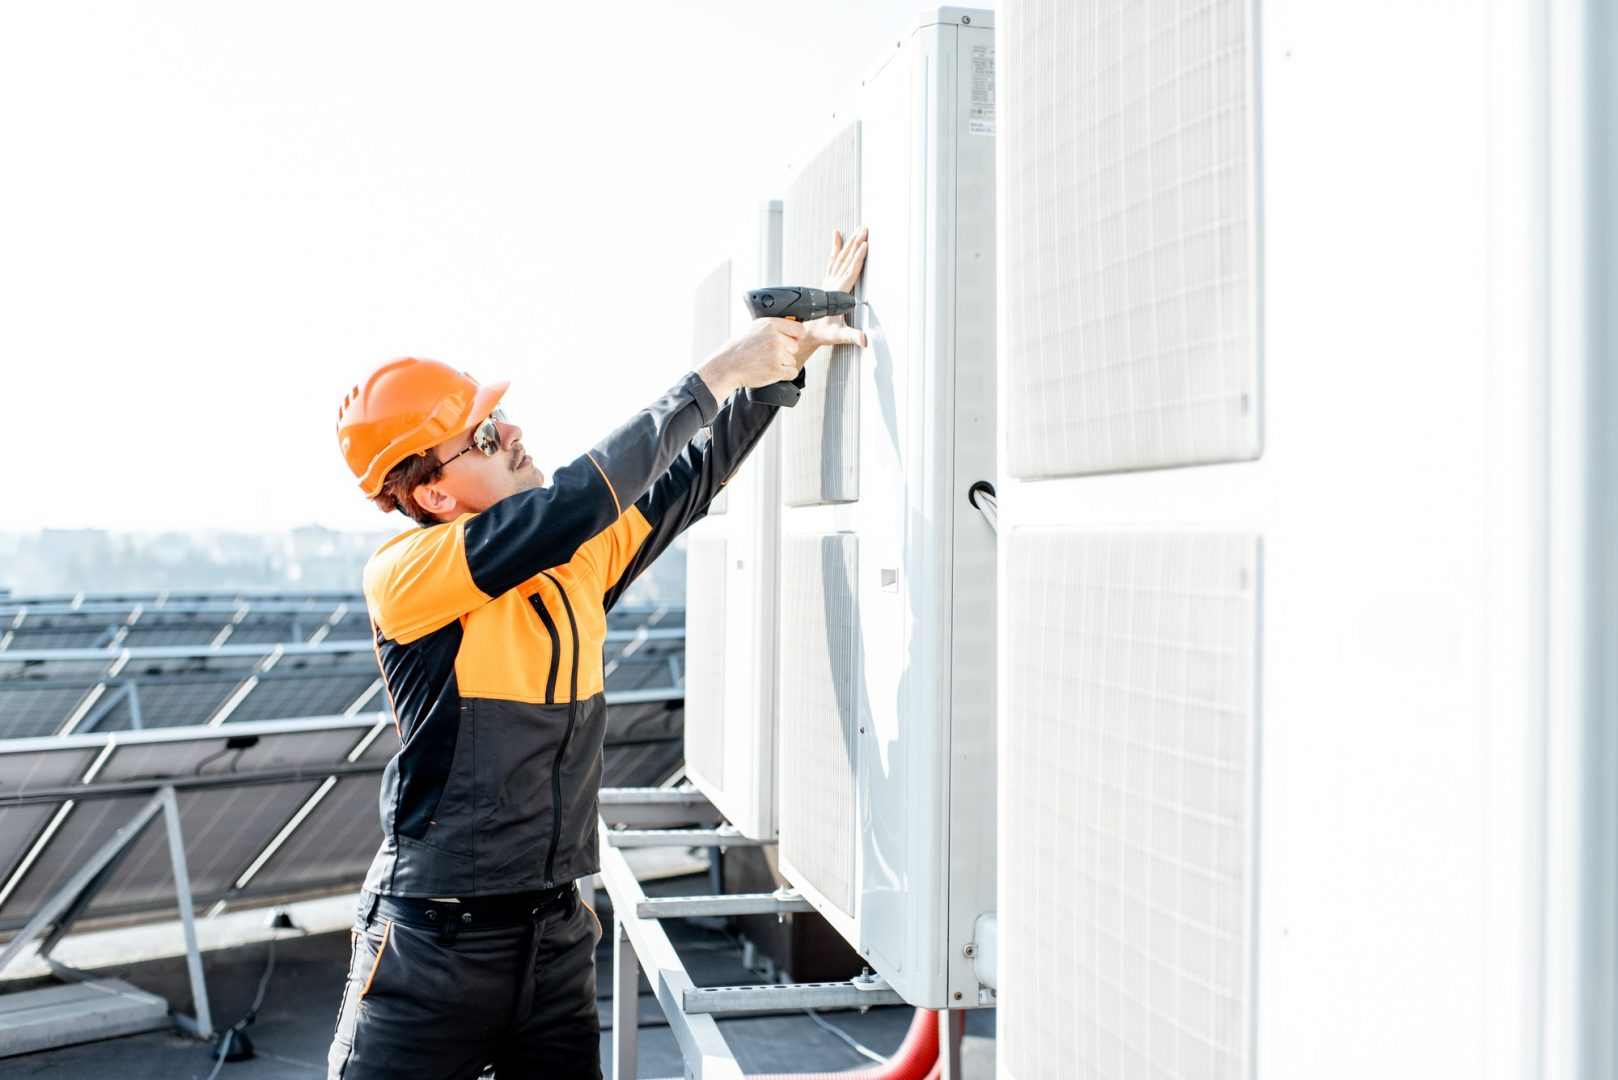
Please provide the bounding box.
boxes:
[565,882,579,919]
[362,890,380,928]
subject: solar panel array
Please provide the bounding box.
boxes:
[0,590,688,937]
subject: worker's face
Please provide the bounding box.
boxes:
[413,413,545,520]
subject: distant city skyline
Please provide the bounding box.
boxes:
[0,527,688,604]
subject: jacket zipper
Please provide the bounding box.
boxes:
[528,594,562,704]
[540,571,581,889]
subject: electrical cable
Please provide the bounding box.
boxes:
[803,1007,889,1065]
[200,929,279,1080]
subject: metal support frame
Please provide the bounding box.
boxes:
[939,1008,964,1080]
[683,981,904,1015]
[599,793,927,1079]
[599,787,723,829]
[600,829,746,1080]
[605,826,773,849]
[634,890,813,921]
[0,786,214,1037]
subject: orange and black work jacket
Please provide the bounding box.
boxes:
[360,373,768,898]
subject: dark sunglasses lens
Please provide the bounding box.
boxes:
[475,416,501,455]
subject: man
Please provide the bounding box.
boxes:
[326,228,868,1079]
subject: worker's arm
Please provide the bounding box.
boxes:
[363,374,716,641]
[364,316,826,642]
[584,228,870,608]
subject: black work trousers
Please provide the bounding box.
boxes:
[326,888,603,1079]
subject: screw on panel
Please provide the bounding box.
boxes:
[963,943,976,957]
[962,15,971,23]
[953,991,963,1001]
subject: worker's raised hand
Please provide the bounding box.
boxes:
[797,226,870,355]
[697,317,809,401]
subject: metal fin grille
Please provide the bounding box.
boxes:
[683,535,727,791]
[1001,529,1259,1079]
[777,533,859,917]
[781,122,862,507]
[1002,0,1262,479]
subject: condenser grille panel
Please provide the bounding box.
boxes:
[1002,0,1262,478]
[782,122,862,507]
[683,535,727,791]
[1001,530,1258,1080]
[777,534,859,917]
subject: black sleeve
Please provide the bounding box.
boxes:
[462,372,720,599]
[601,388,778,611]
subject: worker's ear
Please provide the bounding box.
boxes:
[412,479,460,521]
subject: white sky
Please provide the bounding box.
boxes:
[0,1,993,534]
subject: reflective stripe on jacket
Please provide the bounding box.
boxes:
[359,373,772,897]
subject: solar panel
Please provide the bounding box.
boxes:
[0,718,380,934]
[5,628,114,651]
[0,590,686,948]
[234,725,394,900]
[223,672,379,724]
[0,685,94,739]
[102,677,240,730]
[83,783,327,917]
[0,746,103,895]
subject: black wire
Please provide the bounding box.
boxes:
[191,745,248,777]
[200,931,279,1080]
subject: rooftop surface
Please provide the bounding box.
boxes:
[3,876,996,1078]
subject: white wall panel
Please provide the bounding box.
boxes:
[1000,529,1258,1080]
[1001,0,1262,480]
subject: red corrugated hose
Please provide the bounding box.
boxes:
[751,1008,964,1080]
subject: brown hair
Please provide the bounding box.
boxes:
[372,451,444,527]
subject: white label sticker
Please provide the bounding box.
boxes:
[969,43,995,135]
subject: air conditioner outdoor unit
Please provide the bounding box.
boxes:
[773,7,998,1011]
[993,1,1597,1077]
[994,1,1264,1074]
[683,202,784,841]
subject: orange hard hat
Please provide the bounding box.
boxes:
[336,357,509,497]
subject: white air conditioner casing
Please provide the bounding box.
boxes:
[995,1,1599,1077]
[995,2,1265,1074]
[683,202,784,840]
[773,8,997,1011]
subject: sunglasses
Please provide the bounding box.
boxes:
[437,408,509,469]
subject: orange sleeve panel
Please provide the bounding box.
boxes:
[575,507,653,595]
[364,517,492,645]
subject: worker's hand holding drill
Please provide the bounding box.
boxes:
[696,227,869,403]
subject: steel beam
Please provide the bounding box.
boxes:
[634,891,813,920]
[598,829,744,1079]
[598,787,722,829]
[605,827,771,849]
[681,981,906,1015]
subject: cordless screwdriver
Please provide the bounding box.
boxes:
[742,287,860,407]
